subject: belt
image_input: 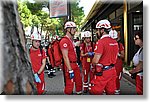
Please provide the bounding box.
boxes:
[70,61,77,63]
[103,64,114,71]
[96,64,114,71]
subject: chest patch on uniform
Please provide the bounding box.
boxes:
[63,43,67,48]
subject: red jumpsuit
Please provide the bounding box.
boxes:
[115,43,124,90]
[89,35,118,95]
[30,47,47,94]
[80,42,94,91]
[59,36,82,95]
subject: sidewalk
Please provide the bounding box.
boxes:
[44,68,137,95]
[123,68,136,85]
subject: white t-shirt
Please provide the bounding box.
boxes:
[132,47,143,76]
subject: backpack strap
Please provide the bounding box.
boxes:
[139,47,143,54]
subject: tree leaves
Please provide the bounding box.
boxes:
[18,0,85,37]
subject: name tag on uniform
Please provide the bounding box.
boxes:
[87,58,91,62]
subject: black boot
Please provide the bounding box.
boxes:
[47,71,53,78]
[51,72,56,76]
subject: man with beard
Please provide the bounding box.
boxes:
[89,19,119,95]
[59,21,82,95]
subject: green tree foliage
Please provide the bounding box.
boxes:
[26,1,43,15]
[18,1,32,27]
[71,0,85,29]
[18,0,85,37]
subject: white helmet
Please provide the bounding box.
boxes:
[31,31,41,40]
[96,19,111,29]
[64,21,77,29]
[109,29,118,39]
[84,31,91,38]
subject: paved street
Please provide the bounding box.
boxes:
[44,69,136,95]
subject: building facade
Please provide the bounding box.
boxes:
[81,0,143,64]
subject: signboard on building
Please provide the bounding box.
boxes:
[49,0,68,18]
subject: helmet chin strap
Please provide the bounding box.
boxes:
[32,44,39,49]
[67,28,74,36]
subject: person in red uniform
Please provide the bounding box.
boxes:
[30,30,47,95]
[59,21,82,95]
[129,31,143,95]
[109,30,125,94]
[80,31,94,93]
[89,19,119,95]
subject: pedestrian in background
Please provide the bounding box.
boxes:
[75,37,81,66]
[129,31,143,95]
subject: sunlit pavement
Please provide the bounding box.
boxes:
[44,69,136,95]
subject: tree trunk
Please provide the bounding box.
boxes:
[1,0,37,95]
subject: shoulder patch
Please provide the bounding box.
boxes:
[63,43,67,48]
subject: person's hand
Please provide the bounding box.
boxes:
[129,69,134,74]
[34,73,41,83]
[69,70,74,79]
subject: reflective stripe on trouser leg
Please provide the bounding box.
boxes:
[37,82,45,94]
[42,83,45,91]
[83,82,88,87]
[84,70,86,75]
[119,72,122,80]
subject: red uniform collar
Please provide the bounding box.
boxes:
[30,47,39,52]
[65,35,73,40]
[101,35,110,39]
